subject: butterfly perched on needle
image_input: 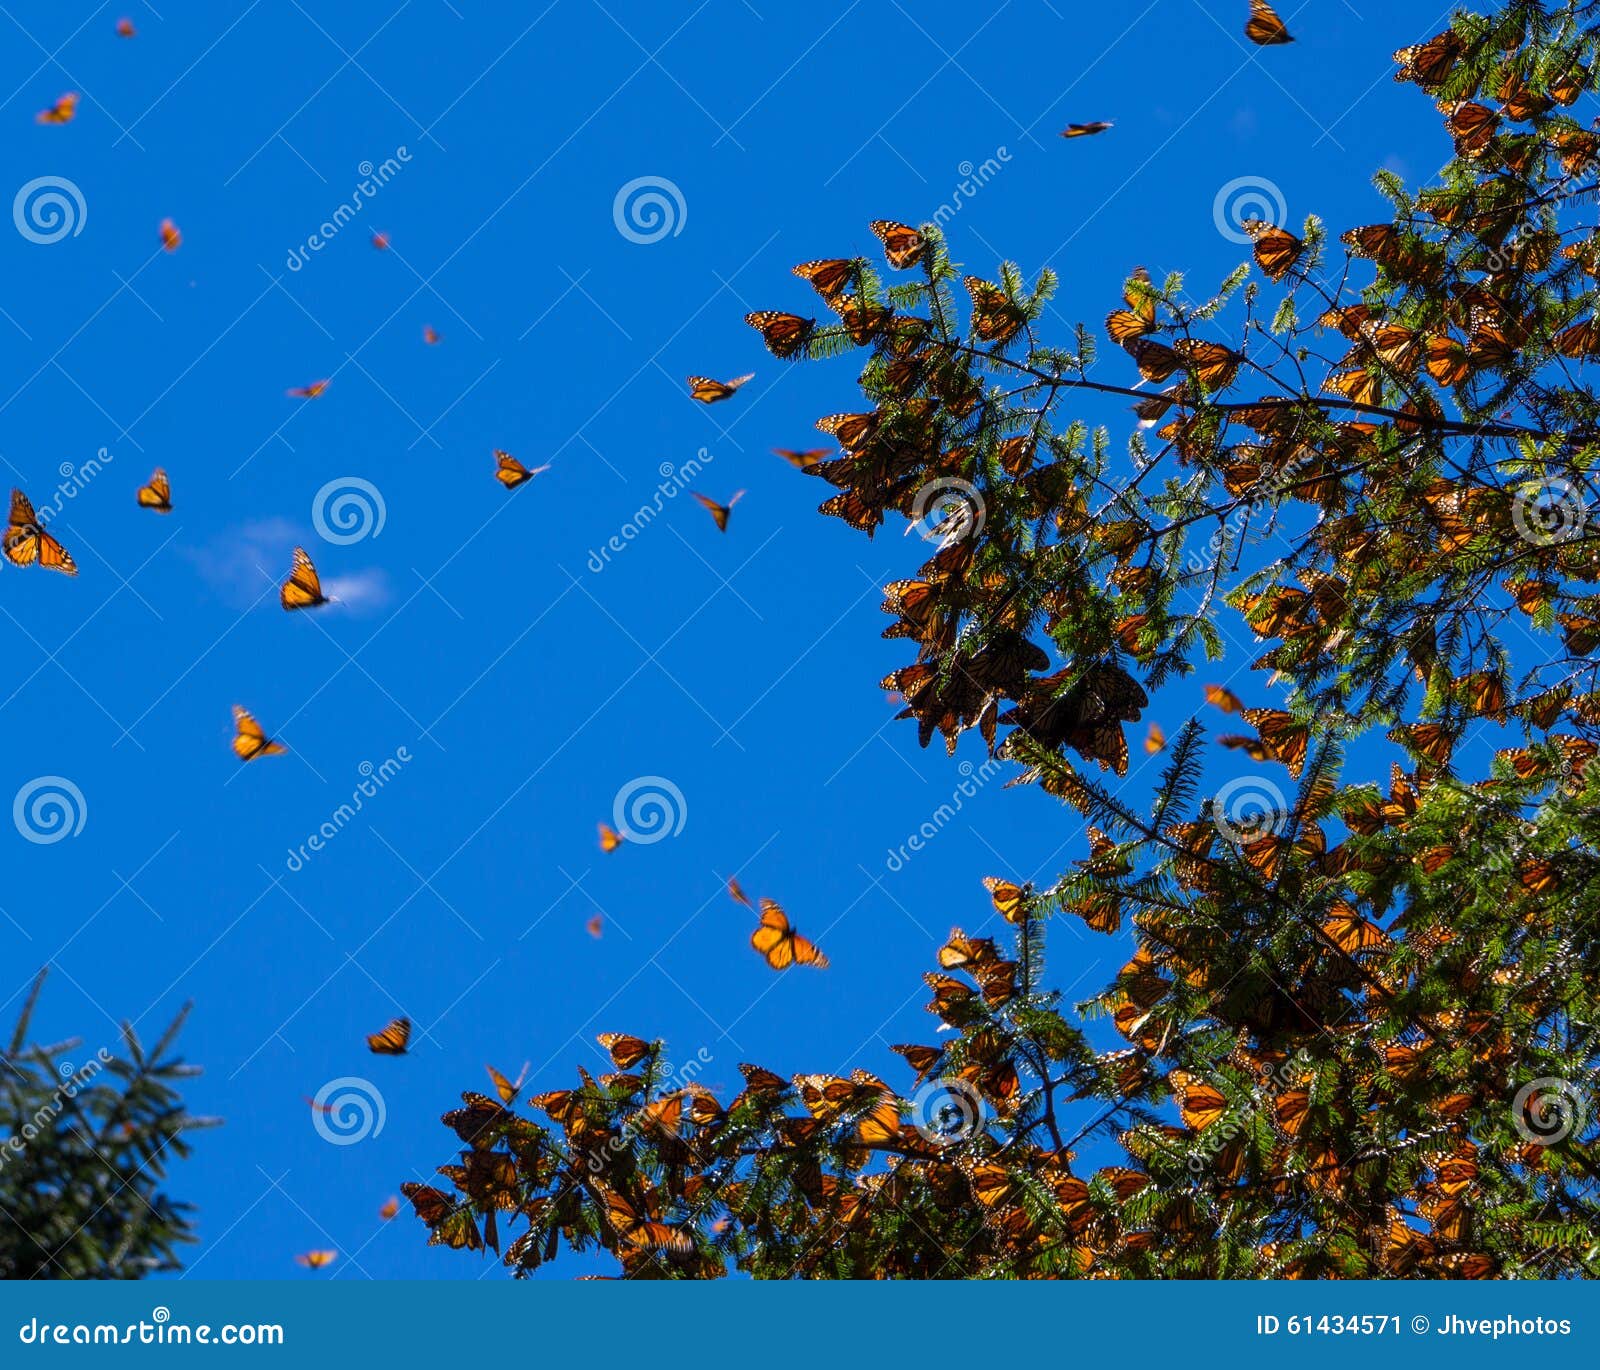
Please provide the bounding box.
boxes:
[295,1250,337,1270]
[687,374,753,404]
[1061,121,1113,138]
[287,379,328,399]
[4,490,77,575]
[280,546,330,611]
[1245,0,1293,44]
[366,1016,411,1055]
[745,311,814,358]
[693,490,744,532]
[232,705,286,761]
[159,218,181,252]
[495,451,549,489]
[773,447,828,470]
[870,219,927,270]
[136,469,172,513]
[36,93,77,124]
[750,898,828,970]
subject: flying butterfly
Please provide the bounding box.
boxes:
[870,219,927,270]
[693,490,745,533]
[1241,707,1310,777]
[586,914,604,938]
[423,325,441,344]
[773,447,829,469]
[1144,723,1166,754]
[750,898,828,970]
[366,1017,411,1055]
[1061,121,1113,138]
[231,706,286,761]
[379,1197,399,1220]
[136,468,172,513]
[495,450,549,489]
[117,18,135,37]
[727,877,754,909]
[295,1250,337,1269]
[287,379,329,399]
[36,93,77,124]
[4,489,77,575]
[598,822,624,852]
[159,218,181,252]
[687,373,754,403]
[1205,684,1244,714]
[745,311,814,358]
[1245,0,1292,45]
[280,546,330,611]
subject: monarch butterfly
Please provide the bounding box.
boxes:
[792,258,856,298]
[598,1188,693,1255]
[494,451,548,488]
[687,374,753,403]
[423,325,441,344]
[136,468,172,513]
[965,276,1025,344]
[1242,219,1303,281]
[1175,339,1242,389]
[983,876,1027,922]
[159,218,181,252]
[4,490,77,575]
[891,1042,944,1086]
[1060,121,1113,138]
[833,297,892,345]
[287,379,329,399]
[35,93,77,124]
[280,546,329,611]
[692,490,744,532]
[1393,32,1461,88]
[401,1182,484,1251]
[1322,901,1389,954]
[1241,707,1310,777]
[295,1250,337,1269]
[485,1062,528,1103]
[1144,722,1166,753]
[585,913,604,938]
[371,232,390,250]
[773,447,828,469]
[745,311,814,358]
[598,1032,652,1070]
[116,18,135,36]
[366,1016,411,1055]
[1204,684,1244,714]
[598,822,624,852]
[1218,733,1271,762]
[727,877,754,908]
[750,898,828,970]
[379,1197,399,1220]
[1169,1070,1228,1130]
[231,705,286,761]
[815,410,879,450]
[1244,0,1292,45]
[870,219,926,270]
[1445,101,1498,156]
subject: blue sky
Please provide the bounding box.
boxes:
[0,0,1461,1278]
